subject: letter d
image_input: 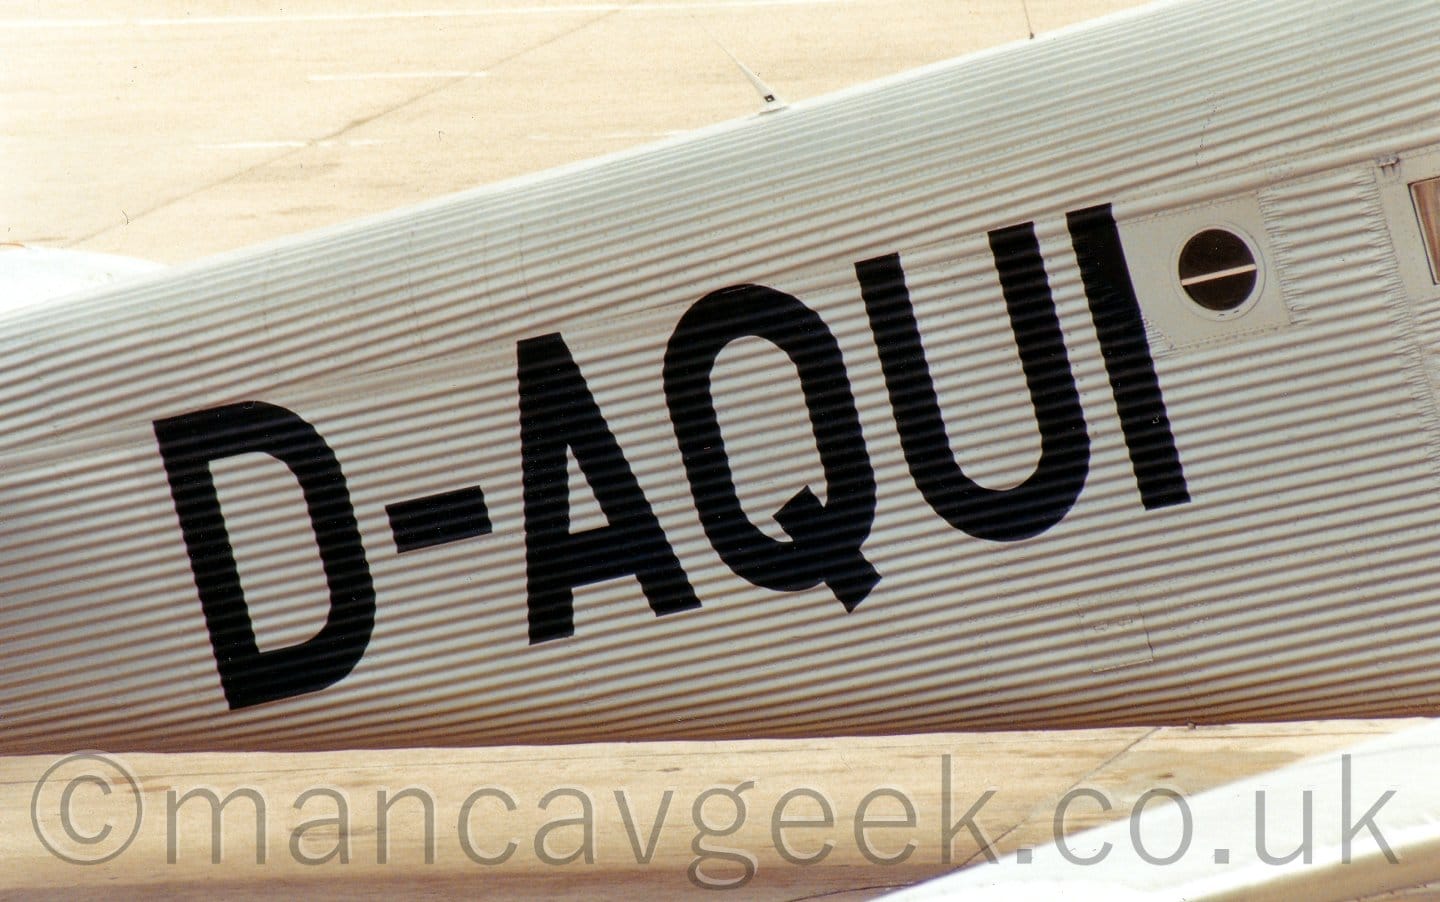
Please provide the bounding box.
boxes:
[154,401,375,709]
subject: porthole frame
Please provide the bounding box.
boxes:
[1173,223,1266,322]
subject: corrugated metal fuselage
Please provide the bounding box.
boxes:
[3,0,1440,751]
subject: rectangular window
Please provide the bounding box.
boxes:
[1413,176,1440,283]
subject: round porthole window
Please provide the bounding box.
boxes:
[1177,228,1259,313]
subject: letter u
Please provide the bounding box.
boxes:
[856,222,1089,541]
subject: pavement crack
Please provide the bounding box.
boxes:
[954,726,1160,869]
[69,1,639,249]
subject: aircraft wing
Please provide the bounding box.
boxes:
[890,720,1440,901]
[0,245,162,312]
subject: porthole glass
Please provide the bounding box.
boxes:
[1177,229,1258,312]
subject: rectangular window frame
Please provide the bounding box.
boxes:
[1412,176,1440,284]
